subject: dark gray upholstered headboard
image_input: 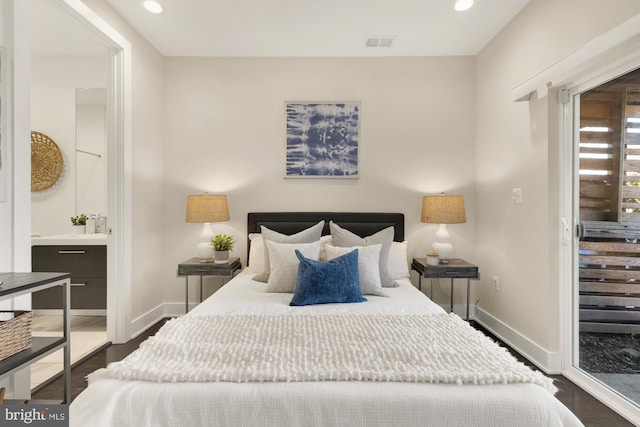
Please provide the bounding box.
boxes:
[247,212,404,263]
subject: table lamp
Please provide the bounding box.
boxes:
[421,192,466,263]
[185,193,229,261]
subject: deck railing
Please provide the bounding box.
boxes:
[579,221,640,334]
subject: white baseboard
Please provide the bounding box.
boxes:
[437,303,477,320]
[162,302,196,317]
[474,307,561,374]
[129,304,171,340]
[128,303,196,340]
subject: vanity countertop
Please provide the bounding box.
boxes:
[31,233,107,246]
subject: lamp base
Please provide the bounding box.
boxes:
[196,223,215,260]
[197,241,214,260]
[432,224,454,260]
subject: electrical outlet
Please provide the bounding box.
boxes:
[512,188,523,204]
[492,275,500,291]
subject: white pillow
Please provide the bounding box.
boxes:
[249,234,332,273]
[325,244,388,297]
[388,241,410,280]
[253,221,325,282]
[266,240,321,293]
[330,221,396,287]
[248,233,265,272]
[319,235,333,261]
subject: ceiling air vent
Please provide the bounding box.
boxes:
[365,36,395,48]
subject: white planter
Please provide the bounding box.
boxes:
[70,225,86,234]
[214,250,229,264]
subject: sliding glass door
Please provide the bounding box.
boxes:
[573,67,640,408]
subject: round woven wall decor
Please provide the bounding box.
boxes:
[31,131,64,192]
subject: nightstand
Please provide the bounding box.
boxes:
[411,258,479,320]
[177,257,242,313]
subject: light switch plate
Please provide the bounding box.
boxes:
[512,188,523,204]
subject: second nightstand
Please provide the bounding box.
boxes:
[411,258,479,320]
[177,257,242,313]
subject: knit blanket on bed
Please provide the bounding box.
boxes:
[105,313,556,393]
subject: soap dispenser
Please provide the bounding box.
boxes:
[95,214,107,234]
[86,215,96,234]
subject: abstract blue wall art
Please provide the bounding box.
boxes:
[285,102,359,178]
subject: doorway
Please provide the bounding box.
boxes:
[27,0,132,390]
[29,0,110,391]
[571,66,640,409]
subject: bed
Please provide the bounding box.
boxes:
[70,212,583,427]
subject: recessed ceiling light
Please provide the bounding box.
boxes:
[454,0,473,11]
[143,0,163,14]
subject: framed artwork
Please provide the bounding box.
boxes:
[285,102,360,178]
[0,45,6,202]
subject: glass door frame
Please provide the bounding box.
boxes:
[560,62,640,425]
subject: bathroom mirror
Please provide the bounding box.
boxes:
[75,88,107,217]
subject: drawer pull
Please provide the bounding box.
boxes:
[71,283,86,287]
[58,250,86,254]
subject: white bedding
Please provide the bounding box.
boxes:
[70,269,584,427]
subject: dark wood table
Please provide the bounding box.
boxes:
[177,257,242,313]
[411,258,479,320]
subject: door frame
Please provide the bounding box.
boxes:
[59,0,132,343]
[560,57,640,425]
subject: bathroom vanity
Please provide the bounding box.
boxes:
[31,234,106,311]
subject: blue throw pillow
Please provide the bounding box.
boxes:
[290,249,367,306]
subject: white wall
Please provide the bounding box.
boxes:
[161,57,477,307]
[30,55,107,236]
[81,0,165,325]
[475,0,640,364]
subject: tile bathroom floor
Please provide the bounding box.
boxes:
[31,315,108,391]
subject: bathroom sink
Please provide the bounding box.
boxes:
[31,233,107,246]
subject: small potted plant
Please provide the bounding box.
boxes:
[70,214,88,234]
[210,233,235,264]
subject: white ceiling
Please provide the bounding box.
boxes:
[100,0,530,57]
[31,0,109,56]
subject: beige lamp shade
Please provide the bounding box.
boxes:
[421,193,466,224]
[185,194,230,223]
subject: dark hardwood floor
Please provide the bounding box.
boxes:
[31,319,168,402]
[471,322,636,427]
[33,319,636,426]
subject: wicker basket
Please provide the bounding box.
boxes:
[0,311,33,361]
